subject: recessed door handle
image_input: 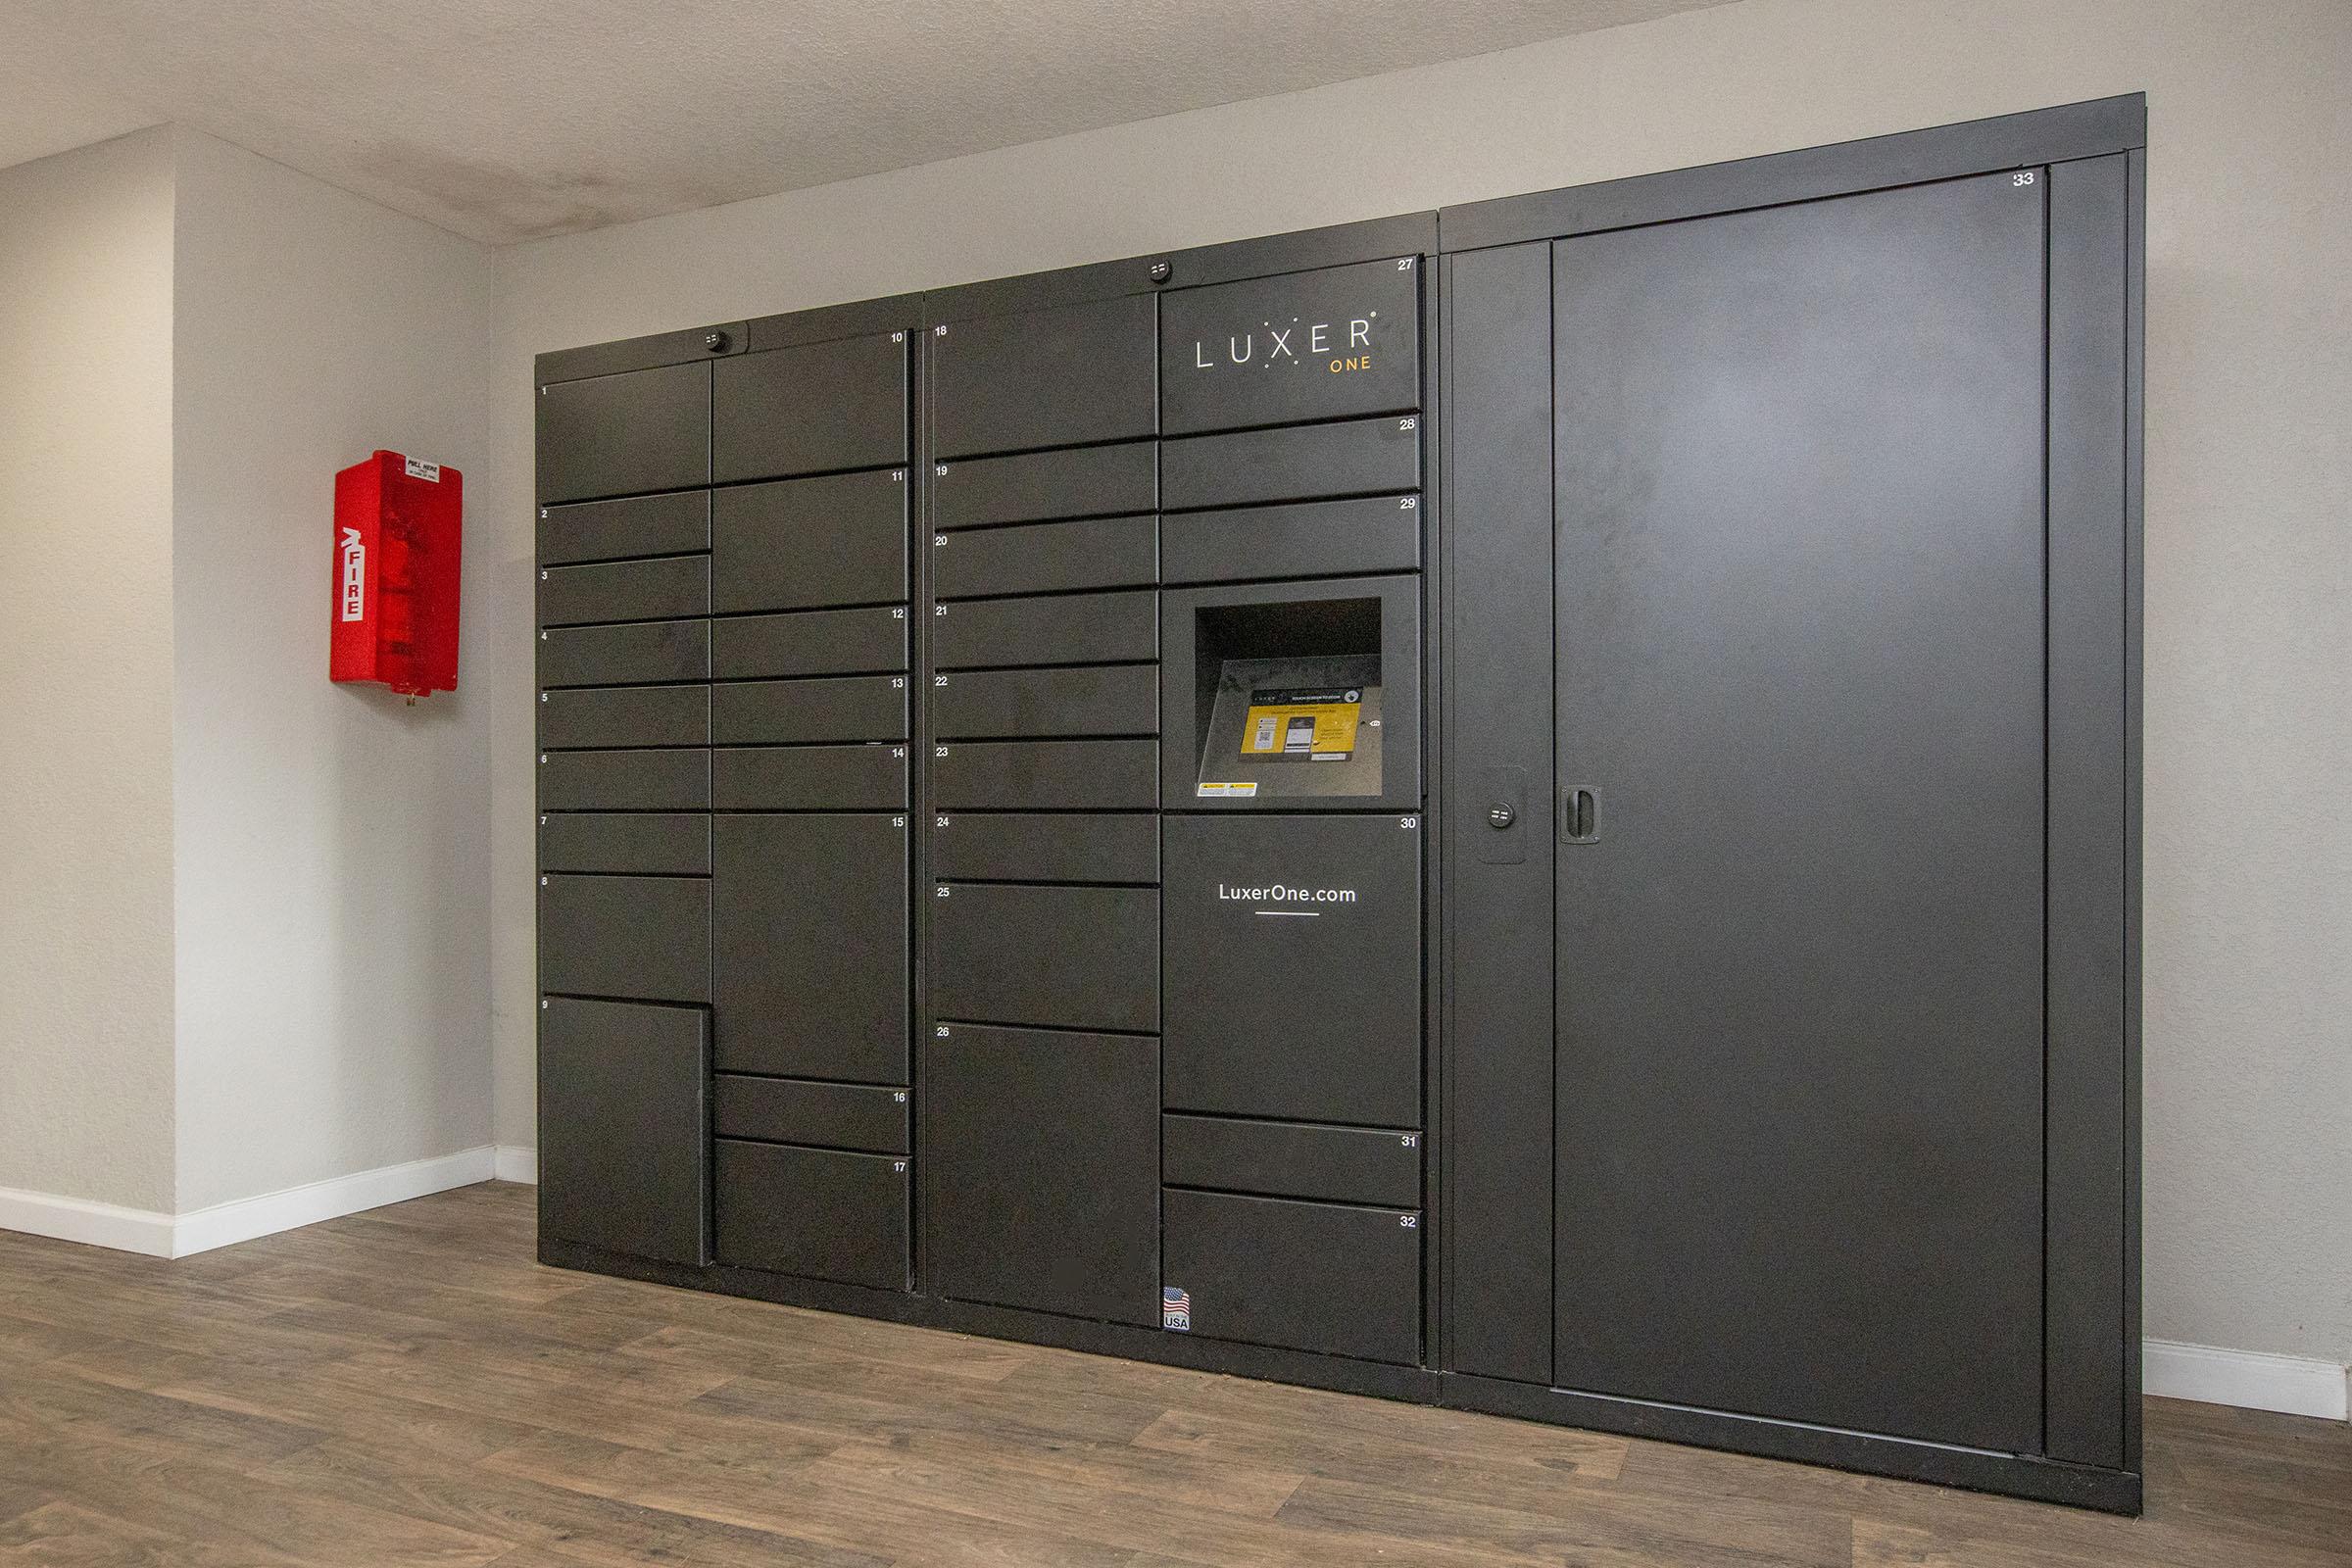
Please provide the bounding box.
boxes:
[1560,786,1599,844]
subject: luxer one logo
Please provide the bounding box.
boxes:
[338,526,366,622]
[1193,314,1381,375]
[1219,882,1358,905]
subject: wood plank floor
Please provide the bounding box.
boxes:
[1,1183,2344,1567]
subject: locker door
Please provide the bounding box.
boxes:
[924,1023,1158,1324]
[1550,172,2048,1451]
[538,999,710,1266]
[536,361,711,504]
[931,293,1157,458]
[713,813,908,1082]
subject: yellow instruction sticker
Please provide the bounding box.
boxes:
[1242,688,1361,760]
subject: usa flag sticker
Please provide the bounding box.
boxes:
[1162,1286,1192,1333]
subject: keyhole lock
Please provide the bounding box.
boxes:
[1487,803,1516,830]
[704,329,732,354]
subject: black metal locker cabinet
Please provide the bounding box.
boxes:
[1148,245,1434,1368]
[1545,169,2047,1454]
[526,103,2138,1512]
[702,312,921,1295]
[533,324,721,1226]
[1439,95,2141,1507]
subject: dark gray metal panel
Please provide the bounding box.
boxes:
[713,606,906,678]
[1162,1189,1419,1364]
[714,1076,909,1153]
[713,813,907,1083]
[1161,258,1422,435]
[1161,814,1421,1126]
[922,1022,1159,1323]
[931,740,1157,811]
[713,332,909,483]
[536,360,711,504]
[537,749,710,811]
[538,998,710,1266]
[1550,172,2046,1452]
[538,619,710,687]
[712,744,906,810]
[934,442,1157,529]
[931,590,1157,669]
[539,873,712,1004]
[1162,1115,1420,1208]
[713,675,907,745]
[713,1140,908,1289]
[745,293,922,352]
[1163,213,1437,292]
[538,812,711,877]
[928,811,1158,885]
[538,491,710,566]
[918,214,1437,325]
[712,470,909,613]
[538,684,710,750]
[932,292,1157,459]
[1160,495,1420,586]
[2044,152,2132,1471]
[1159,575,1421,813]
[1161,415,1420,512]
[2121,144,2145,1476]
[1436,240,1555,1384]
[932,665,1156,740]
[1442,94,2146,252]
[930,882,1158,1033]
[538,556,710,626]
[537,323,744,386]
[931,514,1157,600]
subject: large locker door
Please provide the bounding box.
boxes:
[713,813,908,1082]
[1551,172,2048,1451]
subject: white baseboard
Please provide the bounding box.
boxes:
[171,1147,497,1256]
[494,1145,538,1184]
[0,1146,500,1260]
[0,1186,177,1257]
[2144,1339,2350,1421]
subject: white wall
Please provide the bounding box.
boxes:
[170,129,498,1213]
[0,128,179,1214]
[486,0,2352,1374]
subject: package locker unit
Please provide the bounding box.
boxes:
[534,95,2143,1512]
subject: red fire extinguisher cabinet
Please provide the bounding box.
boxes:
[331,450,462,697]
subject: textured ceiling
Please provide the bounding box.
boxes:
[0,0,1727,245]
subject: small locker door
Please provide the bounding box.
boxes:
[536,361,712,504]
[713,814,908,1082]
[1549,171,2049,1452]
[930,293,1157,458]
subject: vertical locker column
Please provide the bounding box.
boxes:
[920,291,1165,1326]
[708,312,917,1292]
[1152,257,1432,1364]
[535,343,729,1269]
